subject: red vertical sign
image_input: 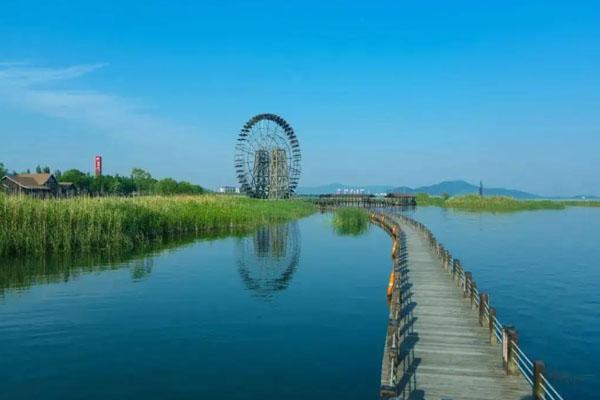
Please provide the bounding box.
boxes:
[95,155,102,176]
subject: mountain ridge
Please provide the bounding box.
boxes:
[296,180,594,199]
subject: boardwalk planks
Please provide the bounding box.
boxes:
[374,212,531,400]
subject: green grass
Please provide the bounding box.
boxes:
[0,194,316,257]
[331,208,370,236]
[415,193,447,207]
[561,200,600,207]
[444,195,564,211]
[415,193,600,212]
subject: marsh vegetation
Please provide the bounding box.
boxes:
[415,193,600,212]
[331,208,370,236]
[0,194,315,257]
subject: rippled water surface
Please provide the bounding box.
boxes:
[2,208,598,399]
[0,214,392,400]
[400,206,600,399]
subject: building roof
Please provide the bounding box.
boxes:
[1,173,54,190]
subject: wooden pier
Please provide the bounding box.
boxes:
[371,211,564,400]
[314,194,416,208]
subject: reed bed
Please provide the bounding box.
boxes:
[331,208,370,236]
[0,194,316,257]
[444,195,565,212]
[414,193,600,212]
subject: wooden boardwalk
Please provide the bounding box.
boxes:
[376,213,532,400]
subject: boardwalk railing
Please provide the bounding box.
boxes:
[313,194,416,209]
[370,211,566,400]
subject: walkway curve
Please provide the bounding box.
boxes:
[374,212,532,400]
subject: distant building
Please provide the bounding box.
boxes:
[218,186,240,194]
[95,155,102,176]
[1,173,76,198]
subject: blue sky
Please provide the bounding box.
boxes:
[1,1,599,195]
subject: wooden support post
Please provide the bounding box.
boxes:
[380,386,396,399]
[464,272,472,298]
[533,360,545,400]
[479,293,489,326]
[452,259,459,281]
[489,307,498,345]
[503,326,519,375]
[470,281,478,309]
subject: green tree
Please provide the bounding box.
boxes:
[131,168,155,194]
[109,178,124,195]
[155,178,178,195]
[35,165,42,173]
[177,181,204,194]
[0,162,7,178]
[441,192,450,201]
[60,169,92,193]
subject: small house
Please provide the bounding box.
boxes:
[1,173,76,198]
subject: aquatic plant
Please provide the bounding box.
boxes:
[414,193,600,212]
[0,194,315,257]
[444,195,565,212]
[331,208,370,236]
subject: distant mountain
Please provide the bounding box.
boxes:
[297,180,542,199]
[390,180,541,199]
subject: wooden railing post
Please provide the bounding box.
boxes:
[533,360,545,400]
[503,326,519,375]
[489,307,497,345]
[464,272,472,298]
[470,281,477,309]
[452,259,459,281]
[479,293,489,326]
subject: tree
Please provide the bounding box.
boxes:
[177,181,204,194]
[0,162,6,178]
[60,169,92,193]
[155,178,178,195]
[43,166,51,173]
[442,192,450,201]
[131,168,155,194]
[35,165,42,173]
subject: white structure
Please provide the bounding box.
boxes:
[218,186,240,194]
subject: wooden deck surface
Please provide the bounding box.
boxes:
[386,215,532,400]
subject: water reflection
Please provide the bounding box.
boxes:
[0,234,214,296]
[236,222,301,298]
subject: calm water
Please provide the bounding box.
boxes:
[0,214,392,400]
[399,206,600,399]
[1,209,598,399]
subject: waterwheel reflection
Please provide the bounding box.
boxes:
[236,222,301,298]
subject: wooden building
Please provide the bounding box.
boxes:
[1,173,76,198]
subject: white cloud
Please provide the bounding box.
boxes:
[0,62,194,143]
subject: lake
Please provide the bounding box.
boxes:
[398,206,600,400]
[0,213,392,400]
[1,208,597,399]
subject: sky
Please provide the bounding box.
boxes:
[1,1,599,196]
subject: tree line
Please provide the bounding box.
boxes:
[0,162,206,196]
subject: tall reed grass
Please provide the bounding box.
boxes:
[331,208,370,236]
[415,193,600,212]
[444,195,565,212]
[0,194,315,257]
